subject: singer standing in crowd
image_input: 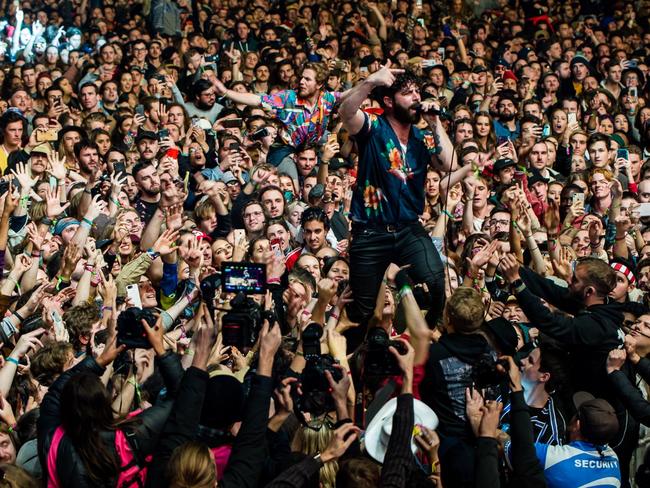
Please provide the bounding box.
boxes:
[339,62,457,337]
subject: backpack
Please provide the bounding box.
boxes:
[47,426,150,488]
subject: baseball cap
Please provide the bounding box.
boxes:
[502,70,518,82]
[573,392,619,445]
[222,171,238,185]
[31,142,53,156]
[528,169,549,187]
[135,131,158,143]
[493,158,516,173]
[472,65,488,74]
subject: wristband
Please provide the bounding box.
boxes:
[6,357,19,366]
[267,277,281,285]
[399,285,413,299]
[442,209,454,218]
[31,251,41,258]
[101,306,113,312]
[146,248,160,260]
[329,312,339,320]
[82,217,93,226]
[110,197,121,207]
[13,310,23,322]
[394,269,414,290]
[41,217,53,226]
[615,235,626,241]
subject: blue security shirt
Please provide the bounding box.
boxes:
[351,114,440,225]
[513,440,620,488]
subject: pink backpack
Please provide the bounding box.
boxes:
[47,426,149,488]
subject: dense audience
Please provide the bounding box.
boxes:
[0,0,647,487]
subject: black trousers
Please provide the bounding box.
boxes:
[346,222,445,344]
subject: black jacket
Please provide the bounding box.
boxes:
[609,357,650,426]
[421,333,495,438]
[37,352,183,488]
[516,268,631,411]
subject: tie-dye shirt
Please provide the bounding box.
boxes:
[260,89,341,147]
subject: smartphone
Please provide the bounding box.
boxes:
[271,238,282,258]
[36,128,57,142]
[542,124,551,138]
[360,67,368,74]
[250,127,269,141]
[233,228,245,243]
[567,112,577,125]
[497,136,510,146]
[135,105,145,117]
[229,141,240,151]
[638,203,650,218]
[630,87,638,99]
[629,60,638,68]
[221,262,267,295]
[222,118,242,129]
[437,47,445,60]
[159,128,170,139]
[572,193,585,206]
[50,310,65,338]
[125,283,142,309]
[0,180,8,196]
[617,148,630,162]
[114,162,126,174]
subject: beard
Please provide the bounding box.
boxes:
[499,112,516,122]
[393,101,419,124]
[195,100,214,111]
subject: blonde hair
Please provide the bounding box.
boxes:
[445,287,485,333]
[167,441,216,488]
[292,425,337,488]
[0,464,39,488]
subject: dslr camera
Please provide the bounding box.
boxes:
[471,353,510,399]
[117,307,157,349]
[295,323,343,416]
[363,327,408,377]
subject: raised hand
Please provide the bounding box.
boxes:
[47,151,67,181]
[367,59,405,88]
[152,228,180,256]
[44,186,70,218]
[11,162,36,192]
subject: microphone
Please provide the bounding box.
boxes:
[412,100,441,116]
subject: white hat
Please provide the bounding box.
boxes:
[364,397,438,463]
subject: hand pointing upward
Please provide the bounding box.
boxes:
[367,59,405,88]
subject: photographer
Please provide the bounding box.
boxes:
[420,287,496,487]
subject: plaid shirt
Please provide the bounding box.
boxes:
[260,89,341,147]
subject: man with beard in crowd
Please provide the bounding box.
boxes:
[338,61,455,344]
[214,62,341,166]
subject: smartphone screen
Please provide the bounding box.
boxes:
[567,112,577,125]
[617,148,630,161]
[221,262,266,294]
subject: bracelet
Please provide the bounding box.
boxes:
[442,209,454,218]
[110,197,121,207]
[6,357,19,366]
[399,285,413,299]
[267,277,281,285]
[31,251,41,258]
[101,306,113,312]
[330,312,339,320]
[84,264,95,273]
[13,310,23,322]
[82,217,93,226]
[615,235,626,241]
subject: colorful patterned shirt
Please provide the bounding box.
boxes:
[351,114,440,225]
[260,90,341,147]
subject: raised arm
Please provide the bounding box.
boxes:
[339,61,404,136]
[214,78,262,107]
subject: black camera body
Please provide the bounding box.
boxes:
[221,292,276,350]
[471,353,509,399]
[117,307,156,349]
[295,323,343,416]
[364,327,407,377]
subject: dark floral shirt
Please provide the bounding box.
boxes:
[351,113,440,225]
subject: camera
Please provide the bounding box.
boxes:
[221,292,276,350]
[294,323,343,416]
[363,327,407,377]
[471,353,509,399]
[117,307,156,349]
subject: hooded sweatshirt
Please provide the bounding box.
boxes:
[420,333,496,438]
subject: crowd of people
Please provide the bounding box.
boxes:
[0,0,647,486]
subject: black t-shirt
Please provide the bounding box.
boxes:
[134,198,159,225]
